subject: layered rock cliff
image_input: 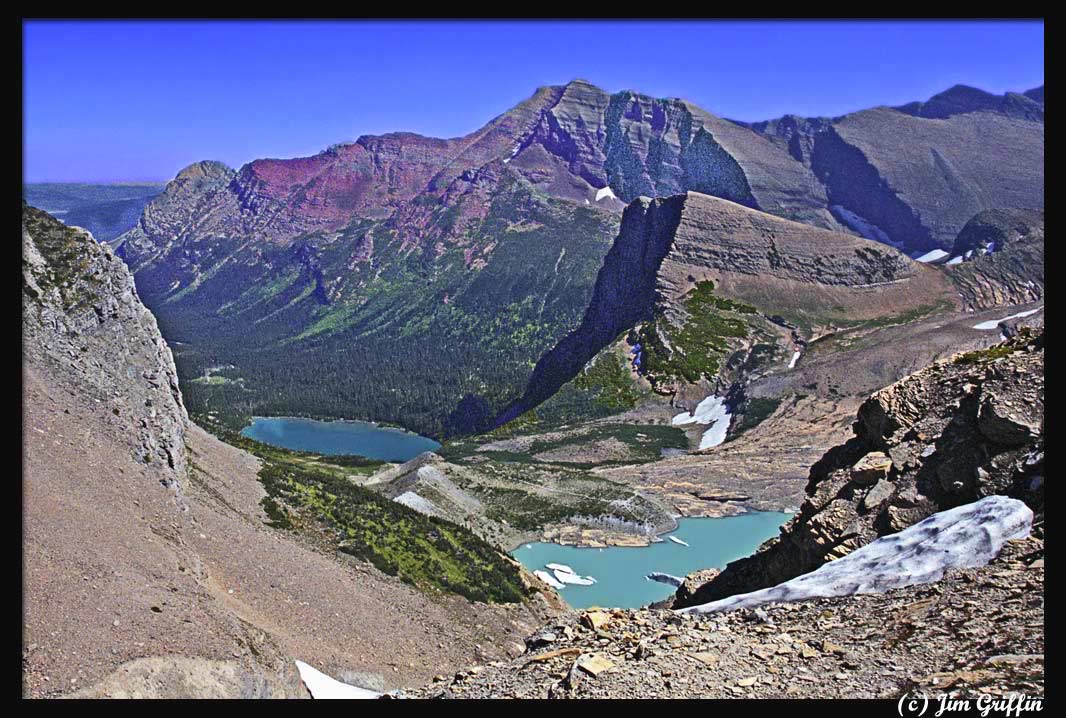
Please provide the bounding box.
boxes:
[674,329,1044,608]
[947,208,1045,309]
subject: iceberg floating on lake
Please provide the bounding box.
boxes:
[534,569,566,590]
[553,569,596,586]
[647,572,685,587]
[546,563,575,574]
[678,495,1033,616]
[668,535,690,547]
[295,660,381,699]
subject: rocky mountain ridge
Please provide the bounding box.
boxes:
[110,79,1043,436]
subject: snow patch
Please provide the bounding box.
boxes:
[295,660,382,699]
[830,205,900,248]
[678,495,1033,616]
[673,395,732,450]
[672,395,727,426]
[914,249,949,263]
[972,307,1042,331]
[595,186,617,202]
[788,351,801,369]
[946,256,964,266]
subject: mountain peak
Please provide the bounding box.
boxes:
[895,83,1044,121]
[174,160,234,182]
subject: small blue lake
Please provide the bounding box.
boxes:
[512,512,790,609]
[240,416,440,462]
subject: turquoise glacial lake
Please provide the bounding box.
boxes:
[240,416,440,462]
[513,512,791,609]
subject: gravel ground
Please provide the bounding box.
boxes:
[23,366,559,697]
[407,536,1043,699]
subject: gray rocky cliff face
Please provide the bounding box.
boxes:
[946,208,1044,310]
[23,204,188,486]
[495,194,684,424]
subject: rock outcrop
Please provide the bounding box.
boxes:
[947,208,1044,309]
[674,329,1044,609]
[23,204,188,484]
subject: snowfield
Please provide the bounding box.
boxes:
[672,395,732,450]
[830,205,899,247]
[295,660,382,699]
[914,248,949,263]
[973,307,1042,331]
[595,186,617,202]
[678,495,1033,616]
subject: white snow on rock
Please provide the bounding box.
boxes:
[534,570,566,590]
[554,569,596,586]
[668,536,690,547]
[701,413,731,449]
[502,144,521,164]
[946,256,964,265]
[972,307,1042,331]
[546,563,575,574]
[678,495,1033,616]
[295,660,382,699]
[595,186,617,202]
[647,572,685,587]
[914,249,949,263]
[830,205,900,248]
[788,351,801,369]
[673,395,733,450]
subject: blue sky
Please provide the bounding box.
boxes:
[23,20,1044,183]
